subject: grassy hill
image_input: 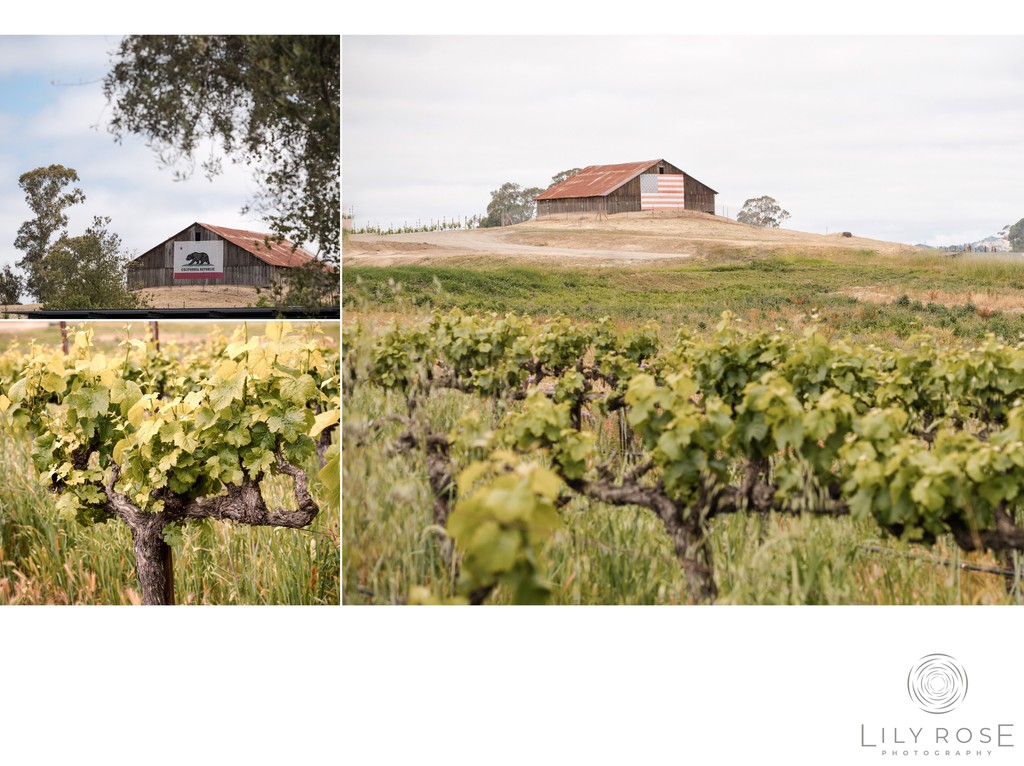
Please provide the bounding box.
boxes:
[343,212,1024,343]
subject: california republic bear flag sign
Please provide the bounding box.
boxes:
[173,240,224,279]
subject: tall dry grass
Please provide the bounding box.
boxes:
[0,433,339,605]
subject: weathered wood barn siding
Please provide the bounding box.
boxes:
[683,175,717,214]
[535,159,717,218]
[129,223,279,289]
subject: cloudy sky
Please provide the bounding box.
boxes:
[343,36,1024,246]
[0,35,272,276]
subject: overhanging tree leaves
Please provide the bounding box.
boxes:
[256,256,339,313]
[102,35,340,269]
[737,195,791,228]
[13,164,86,302]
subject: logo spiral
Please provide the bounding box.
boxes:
[907,654,968,714]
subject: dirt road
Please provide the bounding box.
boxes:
[344,227,693,267]
[343,211,918,267]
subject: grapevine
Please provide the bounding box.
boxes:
[345,310,1024,604]
[1,322,340,605]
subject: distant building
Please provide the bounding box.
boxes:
[534,159,717,218]
[128,222,319,289]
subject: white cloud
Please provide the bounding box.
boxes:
[0,35,116,77]
[23,80,109,140]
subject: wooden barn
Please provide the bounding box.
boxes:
[534,159,717,218]
[127,222,319,289]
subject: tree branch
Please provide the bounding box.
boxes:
[949,506,1024,553]
[177,453,319,528]
[106,453,319,530]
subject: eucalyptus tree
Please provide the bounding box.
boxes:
[13,164,85,302]
[737,195,791,228]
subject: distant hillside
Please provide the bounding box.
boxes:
[345,210,922,267]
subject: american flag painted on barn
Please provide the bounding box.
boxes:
[640,174,686,210]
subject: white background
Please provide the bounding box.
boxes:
[345,608,1022,764]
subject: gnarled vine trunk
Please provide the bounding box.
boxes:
[129,515,175,605]
[106,454,321,605]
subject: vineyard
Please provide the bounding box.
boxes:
[349,215,481,235]
[0,322,340,605]
[344,309,1024,605]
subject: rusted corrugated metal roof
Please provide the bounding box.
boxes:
[535,160,661,200]
[200,223,318,268]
